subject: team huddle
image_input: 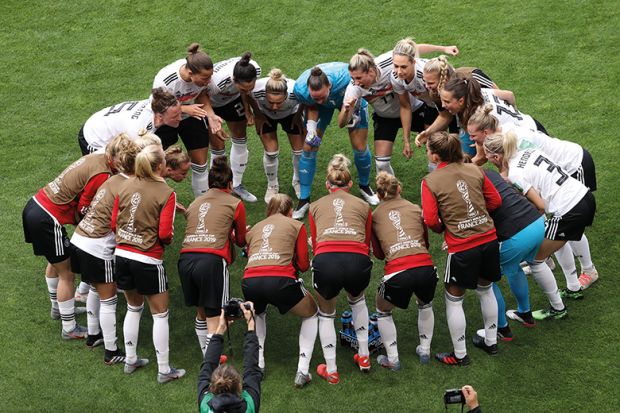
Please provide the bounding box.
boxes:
[22,37,598,396]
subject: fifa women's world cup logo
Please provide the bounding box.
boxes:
[126,192,142,233]
[389,210,410,242]
[333,198,346,227]
[456,180,478,218]
[196,202,211,234]
[259,224,274,253]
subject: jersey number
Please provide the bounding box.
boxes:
[492,95,523,120]
[104,101,139,116]
[534,155,568,186]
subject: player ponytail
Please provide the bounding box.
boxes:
[392,37,418,61]
[265,68,288,95]
[233,52,259,83]
[135,144,165,180]
[134,132,162,149]
[424,56,455,97]
[427,131,463,163]
[209,364,242,396]
[348,48,378,74]
[375,171,400,201]
[151,87,179,114]
[266,193,293,217]
[208,156,233,189]
[105,133,140,174]
[186,43,213,73]
[468,104,499,133]
[164,145,190,171]
[443,76,484,126]
[326,153,352,187]
[307,66,330,91]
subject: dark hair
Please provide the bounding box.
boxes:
[307,66,330,91]
[208,156,233,189]
[427,131,463,163]
[442,76,484,127]
[151,87,179,114]
[186,43,213,73]
[233,52,258,83]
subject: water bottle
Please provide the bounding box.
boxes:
[369,313,379,341]
[341,310,352,335]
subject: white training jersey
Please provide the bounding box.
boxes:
[82,99,155,151]
[391,57,434,108]
[507,125,583,175]
[251,77,299,119]
[481,88,537,131]
[206,57,261,108]
[153,58,206,119]
[508,148,588,216]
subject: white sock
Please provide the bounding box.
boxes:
[153,310,170,374]
[318,310,337,373]
[77,281,90,295]
[297,312,318,375]
[375,155,394,176]
[417,302,434,353]
[292,150,301,182]
[209,148,225,168]
[195,318,209,356]
[376,309,398,363]
[476,284,498,346]
[530,261,565,310]
[123,303,143,364]
[190,162,209,197]
[231,137,249,188]
[86,286,101,335]
[255,312,267,369]
[58,298,77,332]
[46,276,59,310]
[554,244,580,291]
[263,150,279,187]
[569,234,594,272]
[349,296,369,357]
[100,296,118,351]
[445,291,467,359]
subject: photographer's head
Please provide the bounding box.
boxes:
[209,364,243,396]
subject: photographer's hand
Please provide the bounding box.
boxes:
[462,385,479,410]
[215,310,229,335]
[242,301,256,331]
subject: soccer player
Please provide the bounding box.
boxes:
[111,144,185,383]
[483,132,596,320]
[309,154,373,383]
[178,156,247,357]
[421,131,502,365]
[248,68,304,203]
[242,194,318,388]
[371,172,437,369]
[292,63,378,219]
[77,88,182,154]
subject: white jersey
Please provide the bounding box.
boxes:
[344,52,420,118]
[391,57,433,108]
[508,125,583,175]
[153,59,206,119]
[481,88,537,131]
[82,99,155,151]
[251,77,299,119]
[206,57,261,107]
[508,148,588,216]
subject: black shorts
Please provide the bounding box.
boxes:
[77,125,97,156]
[213,96,245,122]
[372,104,430,142]
[444,240,501,289]
[178,253,229,317]
[258,113,301,135]
[571,149,597,192]
[312,252,372,300]
[71,246,114,284]
[242,276,308,315]
[155,116,209,151]
[22,198,71,264]
[115,255,168,295]
[378,265,438,309]
[545,191,596,241]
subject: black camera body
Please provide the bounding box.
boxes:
[223,298,248,319]
[444,388,465,405]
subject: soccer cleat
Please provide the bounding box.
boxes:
[104,348,126,365]
[294,371,312,388]
[506,310,536,328]
[292,180,301,199]
[578,268,598,290]
[560,287,584,300]
[74,290,89,303]
[521,262,532,275]
[124,357,149,374]
[377,355,401,371]
[51,307,60,320]
[86,332,104,348]
[316,364,339,384]
[532,306,568,321]
[62,324,88,340]
[359,185,379,206]
[157,367,186,384]
[232,185,257,203]
[353,353,371,372]
[545,256,556,271]
[264,185,279,204]
[497,325,513,342]
[219,354,228,365]
[435,352,470,366]
[292,199,310,220]
[416,345,431,364]
[472,334,498,355]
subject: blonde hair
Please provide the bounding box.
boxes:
[135,144,164,180]
[468,104,499,132]
[483,131,519,164]
[105,133,140,174]
[375,171,400,201]
[266,193,293,217]
[427,131,463,163]
[392,37,418,61]
[326,154,352,187]
[164,145,190,170]
[134,132,162,150]
[266,68,288,95]
[348,48,378,74]
[423,56,455,97]
[208,364,242,396]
